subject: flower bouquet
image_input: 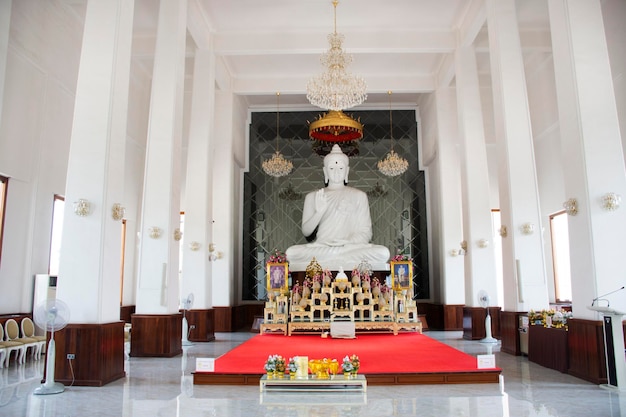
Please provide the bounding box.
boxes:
[391,251,412,262]
[264,354,277,376]
[267,249,287,264]
[287,357,298,378]
[341,354,360,377]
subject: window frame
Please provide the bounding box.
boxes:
[549,210,572,303]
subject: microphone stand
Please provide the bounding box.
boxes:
[592,286,625,307]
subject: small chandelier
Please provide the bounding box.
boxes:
[378,91,408,177]
[262,92,293,178]
[306,0,367,111]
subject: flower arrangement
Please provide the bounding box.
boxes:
[291,280,301,296]
[529,309,572,329]
[341,354,360,375]
[264,354,286,375]
[264,354,278,373]
[267,249,287,264]
[341,356,354,373]
[391,251,412,262]
[287,357,298,374]
[381,283,392,301]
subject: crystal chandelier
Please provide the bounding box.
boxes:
[306,0,367,111]
[378,91,408,177]
[262,92,293,178]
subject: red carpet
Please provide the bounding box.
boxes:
[214,333,498,374]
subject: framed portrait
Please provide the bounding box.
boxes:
[391,261,413,290]
[267,262,289,294]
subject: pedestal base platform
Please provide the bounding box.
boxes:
[260,374,367,392]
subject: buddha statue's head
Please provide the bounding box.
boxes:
[323,144,350,187]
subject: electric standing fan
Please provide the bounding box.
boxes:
[181,293,194,346]
[33,299,70,395]
[478,290,498,344]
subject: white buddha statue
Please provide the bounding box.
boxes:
[286,144,390,271]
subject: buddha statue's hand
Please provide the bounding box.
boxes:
[324,239,351,247]
[314,189,328,213]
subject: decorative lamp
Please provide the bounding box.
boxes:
[73,199,90,217]
[520,223,534,235]
[378,91,408,177]
[262,92,293,178]
[111,203,125,221]
[306,0,367,111]
[149,227,162,239]
[602,192,621,211]
[563,198,578,216]
[173,228,183,241]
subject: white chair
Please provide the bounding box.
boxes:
[4,319,37,364]
[0,346,6,368]
[0,323,25,367]
[21,317,46,360]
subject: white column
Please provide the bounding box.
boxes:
[486,0,549,311]
[434,87,465,304]
[211,91,235,306]
[180,48,216,309]
[135,0,187,314]
[549,0,626,319]
[455,45,499,306]
[57,0,134,323]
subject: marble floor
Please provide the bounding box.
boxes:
[0,330,624,417]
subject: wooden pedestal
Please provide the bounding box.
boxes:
[52,322,125,387]
[130,313,182,357]
[528,325,568,373]
[185,309,215,342]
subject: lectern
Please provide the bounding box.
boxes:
[588,305,626,391]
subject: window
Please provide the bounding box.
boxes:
[49,195,65,276]
[0,175,7,262]
[550,211,572,302]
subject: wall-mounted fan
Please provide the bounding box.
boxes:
[478,290,498,344]
[33,299,71,395]
[181,293,194,346]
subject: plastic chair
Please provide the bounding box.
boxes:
[20,318,46,360]
[4,319,37,364]
[0,323,25,367]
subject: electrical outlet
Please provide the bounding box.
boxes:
[67,353,75,360]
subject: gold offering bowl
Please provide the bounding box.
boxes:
[308,358,339,379]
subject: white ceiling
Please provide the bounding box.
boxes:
[131,0,550,110]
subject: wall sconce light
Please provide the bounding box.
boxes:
[499,226,508,238]
[111,203,125,221]
[563,198,578,216]
[189,241,200,251]
[459,240,468,256]
[520,223,534,235]
[477,238,489,248]
[449,249,459,257]
[149,227,162,239]
[208,243,222,261]
[602,192,621,211]
[173,228,183,241]
[73,199,91,216]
